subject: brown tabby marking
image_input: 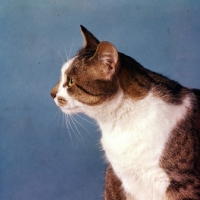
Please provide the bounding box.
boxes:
[160,90,200,199]
[104,165,126,200]
[50,26,200,200]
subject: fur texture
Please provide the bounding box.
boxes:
[51,26,200,200]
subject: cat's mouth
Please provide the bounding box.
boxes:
[57,96,67,107]
[60,105,80,114]
[55,97,80,113]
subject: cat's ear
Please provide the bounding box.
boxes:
[93,41,118,79]
[80,25,100,48]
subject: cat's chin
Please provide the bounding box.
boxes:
[60,106,80,114]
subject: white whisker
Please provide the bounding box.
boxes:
[62,112,65,128]
[69,115,86,147]
[55,108,63,126]
[54,108,60,120]
[65,114,74,146]
[76,114,96,126]
[67,114,82,143]
[72,115,91,137]
[64,45,69,61]
[56,49,65,63]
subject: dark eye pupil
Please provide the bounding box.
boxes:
[68,77,73,86]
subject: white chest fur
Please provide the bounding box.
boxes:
[98,92,191,200]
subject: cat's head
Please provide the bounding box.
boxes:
[50,26,121,115]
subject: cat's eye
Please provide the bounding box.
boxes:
[68,77,74,87]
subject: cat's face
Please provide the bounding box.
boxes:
[50,26,120,115]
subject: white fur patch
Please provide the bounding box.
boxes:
[98,91,191,200]
[54,58,84,114]
[55,59,191,200]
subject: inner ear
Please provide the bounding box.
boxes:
[80,25,100,49]
[92,41,118,78]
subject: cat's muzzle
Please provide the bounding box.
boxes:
[57,96,68,107]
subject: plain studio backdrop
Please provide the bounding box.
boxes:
[0,1,200,199]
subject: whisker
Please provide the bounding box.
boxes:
[69,115,86,147]
[67,114,82,143]
[64,45,69,61]
[76,114,97,126]
[54,109,58,118]
[62,112,65,128]
[72,115,91,137]
[65,114,74,146]
[55,49,65,63]
[54,108,63,126]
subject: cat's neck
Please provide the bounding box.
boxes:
[85,84,126,124]
[93,86,191,148]
[83,51,190,132]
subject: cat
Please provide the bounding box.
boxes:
[50,25,200,200]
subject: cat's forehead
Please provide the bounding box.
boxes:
[61,58,75,75]
[61,49,95,77]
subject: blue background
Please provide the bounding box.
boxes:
[1,1,200,199]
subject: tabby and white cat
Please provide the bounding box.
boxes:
[51,26,200,200]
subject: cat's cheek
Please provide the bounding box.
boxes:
[67,87,74,95]
[68,87,106,106]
